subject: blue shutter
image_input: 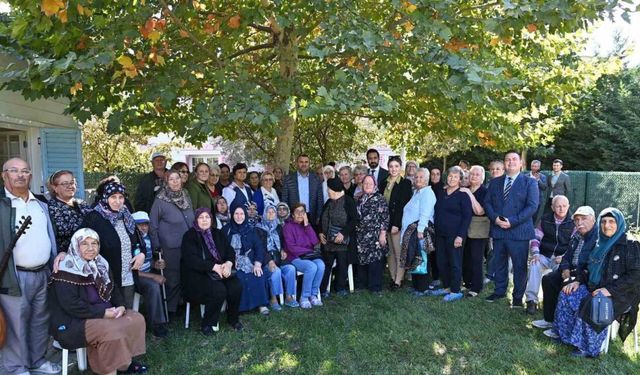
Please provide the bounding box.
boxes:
[40,128,85,199]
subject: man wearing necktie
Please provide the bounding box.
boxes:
[483,151,539,309]
[366,148,389,187]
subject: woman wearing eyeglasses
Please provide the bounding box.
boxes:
[253,171,280,216]
[47,170,92,252]
[171,162,190,185]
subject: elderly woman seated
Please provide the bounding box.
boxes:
[48,228,147,375]
[550,207,640,357]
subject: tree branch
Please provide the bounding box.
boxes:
[250,23,273,33]
[159,0,221,64]
[227,42,275,60]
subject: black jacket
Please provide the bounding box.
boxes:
[379,177,412,230]
[538,212,575,258]
[559,226,598,277]
[135,170,165,213]
[81,211,143,287]
[48,272,124,349]
[255,225,286,266]
[180,227,236,304]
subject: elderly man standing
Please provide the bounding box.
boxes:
[1,158,61,375]
[135,152,168,213]
[524,195,574,314]
[484,151,539,309]
[532,206,598,336]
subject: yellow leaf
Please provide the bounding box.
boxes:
[228,15,241,29]
[148,30,161,43]
[403,21,414,33]
[346,56,357,67]
[117,55,134,68]
[41,0,64,17]
[490,37,499,46]
[58,9,68,23]
[70,82,82,95]
[77,4,85,16]
[194,71,204,79]
[155,55,165,66]
[403,1,417,13]
[123,66,138,78]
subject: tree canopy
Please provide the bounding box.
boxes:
[1,0,637,169]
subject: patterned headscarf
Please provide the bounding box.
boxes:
[257,205,281,252]
[58,228,113,301]
[156,171,192,211]
[276,202,290,226]
[93,182,136,235]
[193,208,221,261]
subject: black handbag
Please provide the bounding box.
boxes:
[579,291,614,333]
[328,225,350,245]
[300,247,322,260]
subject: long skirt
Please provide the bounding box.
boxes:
[553,285,608,357]
[85,311,146,374]
[237,269,271,312]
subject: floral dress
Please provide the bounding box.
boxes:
[356,192,389,265]
[48,197,91,252]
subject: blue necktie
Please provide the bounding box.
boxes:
[503,176,512,200]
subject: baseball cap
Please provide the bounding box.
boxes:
[151,152,166,161]
[572,206,595,219]
[132,211,150,224]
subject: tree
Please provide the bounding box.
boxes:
[82,115,180,173]
[1,1,636,170]
[533,67,640,171]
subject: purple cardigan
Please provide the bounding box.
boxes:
[283,219,319,260]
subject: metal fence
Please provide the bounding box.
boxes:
[84,170,640,226]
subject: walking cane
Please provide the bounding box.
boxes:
[157,249,170,322]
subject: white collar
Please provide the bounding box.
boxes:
[4,188,36,202]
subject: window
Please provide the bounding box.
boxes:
[190,155,219,170]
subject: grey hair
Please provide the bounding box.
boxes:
[353,165,368,175]
[448,165,464,177]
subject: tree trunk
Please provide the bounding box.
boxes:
[274,27,298,174]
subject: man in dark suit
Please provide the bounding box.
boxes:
[366,148,389,187]
[282,154,324,224]
[544,159,571,215]
[484,151,539,308]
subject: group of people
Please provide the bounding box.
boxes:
[0,149,639,375]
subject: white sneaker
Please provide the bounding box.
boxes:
[310,296,323,306]
[543,329,559,339]
[31,361,61,374]
[532,319,553,329]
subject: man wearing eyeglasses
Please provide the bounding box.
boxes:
[1,158,63,375]
[135,152,168,213]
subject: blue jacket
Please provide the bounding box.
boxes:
[484,173,539,240]
[559,225,597,275]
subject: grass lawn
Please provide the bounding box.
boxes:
[96,286,640,375]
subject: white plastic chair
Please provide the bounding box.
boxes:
[132,292,141,312]
[601,311,639,354]
[326,260,354,293]
[185,302,224,331]
[62,347,87,375]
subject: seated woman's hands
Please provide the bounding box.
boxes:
[212,264,224,279]
[104,306,126,319]
[592,287,611,297]
[130,253,146,270]
[222,261,233,278]
[268,260,277,272]
[563,281,580,295]
[253,262,263,277]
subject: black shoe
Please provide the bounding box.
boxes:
[526,301,537,315]
[232,322,244,332]
[485,294,505,302]
[511,300,524,309]
[152,323,168,338]
[201,325,215,336]
[118,361,148,374]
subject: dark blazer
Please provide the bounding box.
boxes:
[580,234,640,341]
[281,171,324,224]
[379,176,413,231]
[374,167,389,188]
[560,226,598,277]
[484,173,539,241]
[81,211,142,287]
[180,227,236,304]
[48,271,124,349]
[135,170,166,213]
[547,172,571,200]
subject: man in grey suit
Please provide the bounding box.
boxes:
[544,159,571,215]
[529,160,547,223]
[282,154,324,225]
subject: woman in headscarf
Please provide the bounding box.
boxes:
[223,205,271,315]
[356,175,389,293]
[214,196,231,229]
[319,178,359,297]
[276,202,291,226]
[321,165,336,203]
[181,208,243,335]
[400,168,436,295]
[47,169,91,253]
[149,170,195,316]
[82,182,146,308]
[49,228,147,375]
[551,208,640,357]
[256,205,299,309]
